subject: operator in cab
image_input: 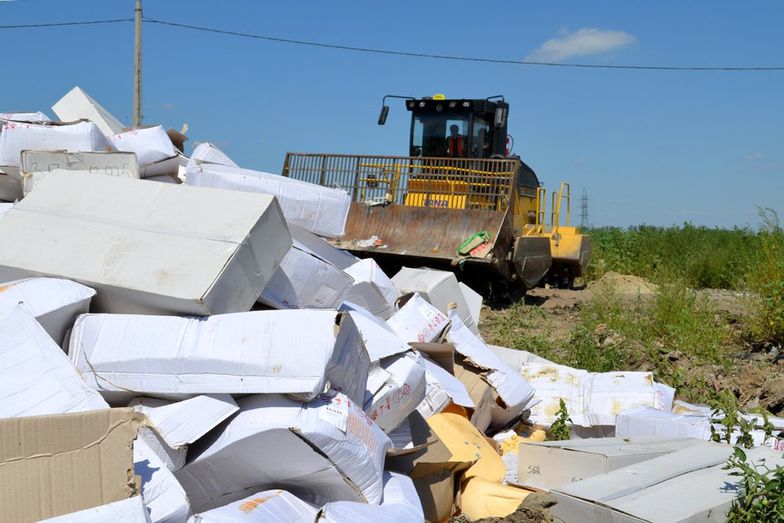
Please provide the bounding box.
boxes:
[446,124,464,157]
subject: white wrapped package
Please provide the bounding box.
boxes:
[186,161,351,238]
[0,277,95,346]
[0,111,51,123]
[346,258,400,305]
[0,305,108,418]
[0,121,112,167]
[51,86,125,137]
[260,243,354,309]
[187,142,238,168]
[319,472,424,522]
[387,293,450,344]
[446,309,536,427]
[70,311,369,405]
[416,357,474,420]
[342,305,410,362]
[111,125,177,175]
[129,395,239,450]
[522,364,674,428]
[0,172,291,315]
[134,437,191,523]
[365,351,427,433]
[188,490,317,523]
[392,267,479,334]
[39,497,151,523]
[176,392,392,511]
[290,224,358,270]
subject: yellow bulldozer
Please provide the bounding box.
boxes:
[282,94,590,296]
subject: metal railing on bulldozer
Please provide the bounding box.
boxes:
[282,153,519,212]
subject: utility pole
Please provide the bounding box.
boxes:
[133,0,143,128]
[580,186,589,228]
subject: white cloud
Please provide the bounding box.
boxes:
[526,28,637,62]
[744,152,763,161]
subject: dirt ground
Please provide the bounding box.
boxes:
[479,272,784,416]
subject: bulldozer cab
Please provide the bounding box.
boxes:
[403,96,509,159]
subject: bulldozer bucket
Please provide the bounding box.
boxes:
[282,153,550,289]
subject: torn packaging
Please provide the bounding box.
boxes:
[0,276,95,346]
[387,293,450,344]
[186,161,351,238]
[133,436,191,523]
[289,223,359,270]
[39,497,151,523]
[551,444,784,523]
[446,309,535,427]
[188,490,317,523]
[0,408,144,523]
[365,350,427,433]
[0,305,107,418]
[392,267,479,334]
[345,257,400,305]
[319,471,425,523]
[451,357,496,433]
[260,243,354,310]
[0,172,291,315]
[187,142,238,169]
[70,310,370,405]
[111,126,179,178]
[176,392,392,511]
[386,415,472,523]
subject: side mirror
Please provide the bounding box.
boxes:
[494,107,507,128]
[378,105,390,125]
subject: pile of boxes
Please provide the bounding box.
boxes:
[1,88,782,523]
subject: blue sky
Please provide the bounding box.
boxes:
[1,1,782,227]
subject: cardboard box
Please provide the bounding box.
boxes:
[459,476,532,521]
[0,172,291,315]
[0,166,21,201]
[452,357,496,433]
[259,242,354,309]
[392,267,479,334]
[364,350,427,433]
[346,258,400,305]
[0,120,112,167]
[0,277,95,346]
[129,394,239,451]
[186,161,351,238]
[417,356,474,420]
[386,416,472,523]
[488,344,557,367]
[21,150,140,195]
[0,305,108,418]
[289,223,358,270]
[551,443,784,523]
[175,392,392,511]
[516,436,705,491]
[70,310,370,405]
[319,471,425,522]
[459,281,482,327]
[188,490,317,523]
[387,293,450,344]
[0,202,12,217]
[1,111,51,124]
[51,86,125,137]
[343,305,410,362]
[446,309,535,428]
[40,497,151,523]
[0,408,144,523]
[187,142,238,169]
[110,126,178,178]
[133,436,191,522]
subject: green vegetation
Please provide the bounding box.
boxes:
[548,399,572,441]
[709,391,774,449]
[724,447,784,522]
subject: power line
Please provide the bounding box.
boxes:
[143,18,784,72]
[2,16,783,72]
[0,18,133,29]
